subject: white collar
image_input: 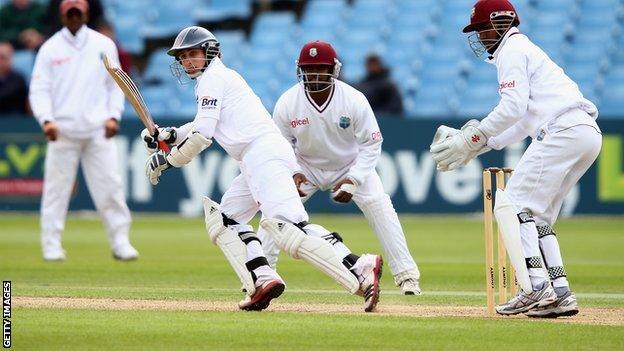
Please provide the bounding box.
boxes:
[486,26,520,64]
[61,25,88,49]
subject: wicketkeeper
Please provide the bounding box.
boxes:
[429,0,601,317]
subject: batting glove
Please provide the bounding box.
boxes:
[141,127,177,153]
[145,150,170,185]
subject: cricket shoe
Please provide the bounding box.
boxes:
[525,290,579,318]
[394,269,421,295]
[238,279,285,311]
[352,254,383,312]
[399,278,421,295]
[43,247,66,261]
[495,281,557,315]
[112,244,139,261]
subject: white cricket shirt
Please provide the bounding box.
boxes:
[272,80,383,186]
[29,25,124,134]
[178,57,281,161]
[481,27,598,146]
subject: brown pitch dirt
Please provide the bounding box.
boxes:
[13,296,624,326]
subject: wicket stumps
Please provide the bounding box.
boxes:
[483,167,517,315]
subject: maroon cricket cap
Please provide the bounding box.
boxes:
[60,0,89,15]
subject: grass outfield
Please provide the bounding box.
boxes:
[1,214,623,350]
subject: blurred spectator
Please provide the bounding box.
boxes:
[357,53,404,116]
[0,0,46,50]
[44,0,104,36]
[97,20,133,73]
[0,41,29,115]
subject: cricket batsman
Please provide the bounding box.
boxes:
[257,40,421,295]
[142,26,383,312]
[429,0,601,317]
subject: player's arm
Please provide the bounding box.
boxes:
[272,95,306,193]
[272,94,298,150]
[29,45,56,140]
[345,94,382,186]
[430,50,530,171]
[479,50,530,138]
[145,76,223,185]
[332,94,382,203]
[487,123,529,150]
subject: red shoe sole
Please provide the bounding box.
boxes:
[239,280,285,311]
[364,256,383,312]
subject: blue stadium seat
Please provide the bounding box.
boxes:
[142,1,195,39]
[112,17,145,54]
[458,84,499,116]
[12,50,35,82]
[194,0,251,22]
[141,86,173,118]
[143,48,174,85]
[411,82,455,118]
[598,84,624,118]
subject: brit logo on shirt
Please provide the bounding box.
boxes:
[201,96,218,109]
[339,116,351,129]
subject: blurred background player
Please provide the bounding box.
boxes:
[258,40,421,295]
[0,0,46,50]
[430,0,601,317]
[143,26,383,312]
[356,53,404,116]
[29,0,138,261]
[0,41,29,115]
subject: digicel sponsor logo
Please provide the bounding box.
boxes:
[499,80,515,91]
[290,117,310,128]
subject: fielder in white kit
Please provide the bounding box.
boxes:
[29,0,138,261]
[430,0,601,317]
[143,26,383,312]
[257,40,421,295]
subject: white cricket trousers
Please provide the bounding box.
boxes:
[505,109,602,226]
[504,109,601,286]
[219,134,308,225]
[259,158,419,279]
[40,131,132,253]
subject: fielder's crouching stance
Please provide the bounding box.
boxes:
[142,26,383,312]
[430,0,601,317]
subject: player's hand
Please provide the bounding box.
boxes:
[43,121,59,141]
[430,120,487,171]
[332,178,356,203]
[141,126,177,153]
[293,173,309,197]
[145,150,170,185]
[105,118,119,138]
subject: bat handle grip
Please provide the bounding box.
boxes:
[158,140,170,152]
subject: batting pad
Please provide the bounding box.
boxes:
[202,197,255,296]
[493,189,533,294]
[261,218,360,294]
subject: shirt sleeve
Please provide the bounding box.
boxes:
[486,123,529,150]
[174,121,194,144]
[105,41,125,120]
[479,49,530,138]
[272,93,302,174]
[191,73,225,139]
[346,93,383,186]
[273,94,296,149]
[28,45,54,127]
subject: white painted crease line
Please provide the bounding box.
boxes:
[19,285,624,300]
